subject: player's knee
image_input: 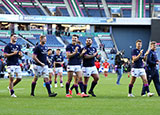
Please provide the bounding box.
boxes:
[10,77,14,82]
[17,78,22,82]
[68,79,72,83]
[96,77,99,81]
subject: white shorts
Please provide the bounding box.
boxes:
[55,67,63,74]
[131,68,146,77]
[48,68,53,74]
[33,65,49,78]
[7,66,22,78]
[82,66,98,77]
[103,68,109,72]
[67,65,82,72]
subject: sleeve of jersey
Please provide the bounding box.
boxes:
[84,48,88,56]
[4,45,9,54]
[33,47,38,55]
[19,45,22,51]
[62,56,64,61]
[147,52,156,65]
[66,45,71,53]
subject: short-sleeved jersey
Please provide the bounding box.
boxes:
[103,62,109,68]
[147,50,158,69]
[82,46,97,67]
[66,44,81,65]
[47,55,54,68]
[33,44,48,66]
[53,54,64,67]
[4,43,21,66]
[131,49,144,68]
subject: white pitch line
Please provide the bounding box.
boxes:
[0,88,25,93]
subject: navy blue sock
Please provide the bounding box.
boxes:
[49,80,52,85]
[129,84,133,94]
[70,84,75,90]
[66,82,70,94]
[10,89,14,95]
[74,84,79,94]
[89,81,97,91]
[78,81,84,93]
[144,84,150,93]
[46,82,51,95]
[31,82,36,95]
[84,84,87,94]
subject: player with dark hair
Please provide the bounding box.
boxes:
[53,49,64,88]
[65,34,89,98]
[141,41,160,96]
[128,39,154,97]
[69,40,82,96]
[47,49,54,86]
[82,38,99,97]
[31,35,57,97]
[4,33,23,97]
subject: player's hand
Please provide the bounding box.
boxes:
[82,49,87,54]
[41,63,45,67]
[140,49,143,55]
[13,51,18,55]
[18,51,23,56]
[75,47,79,53]
[94,51,99,57]
[145,50,149,56]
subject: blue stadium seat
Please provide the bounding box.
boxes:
[25,7,45,15]
[122,9,131,17]
[88,9,101,17]
[146,0,160,3]
[101,40,114,48]
[0,5,10,14]
[59,8,69,16]
[106,0,132,3]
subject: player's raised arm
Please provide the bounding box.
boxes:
[132,49,143,62]
[66,46,78,58]
[143,50,149,61]
[84,51,98,59]
[4,50,18,58]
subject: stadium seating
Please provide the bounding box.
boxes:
[105,0,132,3]
[122,9,131,17]
[31,34,64,47]
[25,7,45,15]
[59,8,69,16]
[146,0,160,3]
[0,5,10,14]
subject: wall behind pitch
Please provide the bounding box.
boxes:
[112,25,151,58]
[151,19,160,43]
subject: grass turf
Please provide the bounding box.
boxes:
[0,73,160,115]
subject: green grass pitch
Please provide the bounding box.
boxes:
[0,73,160,115]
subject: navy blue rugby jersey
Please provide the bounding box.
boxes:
[131,49,145,68]
[53,54,64,67]
[4,43,21,66]
[33,44,48,66]
[66,44,81,65]
[82,46,97,67]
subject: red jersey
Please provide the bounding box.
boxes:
[95,61,100,69]
[103,62,109,68]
